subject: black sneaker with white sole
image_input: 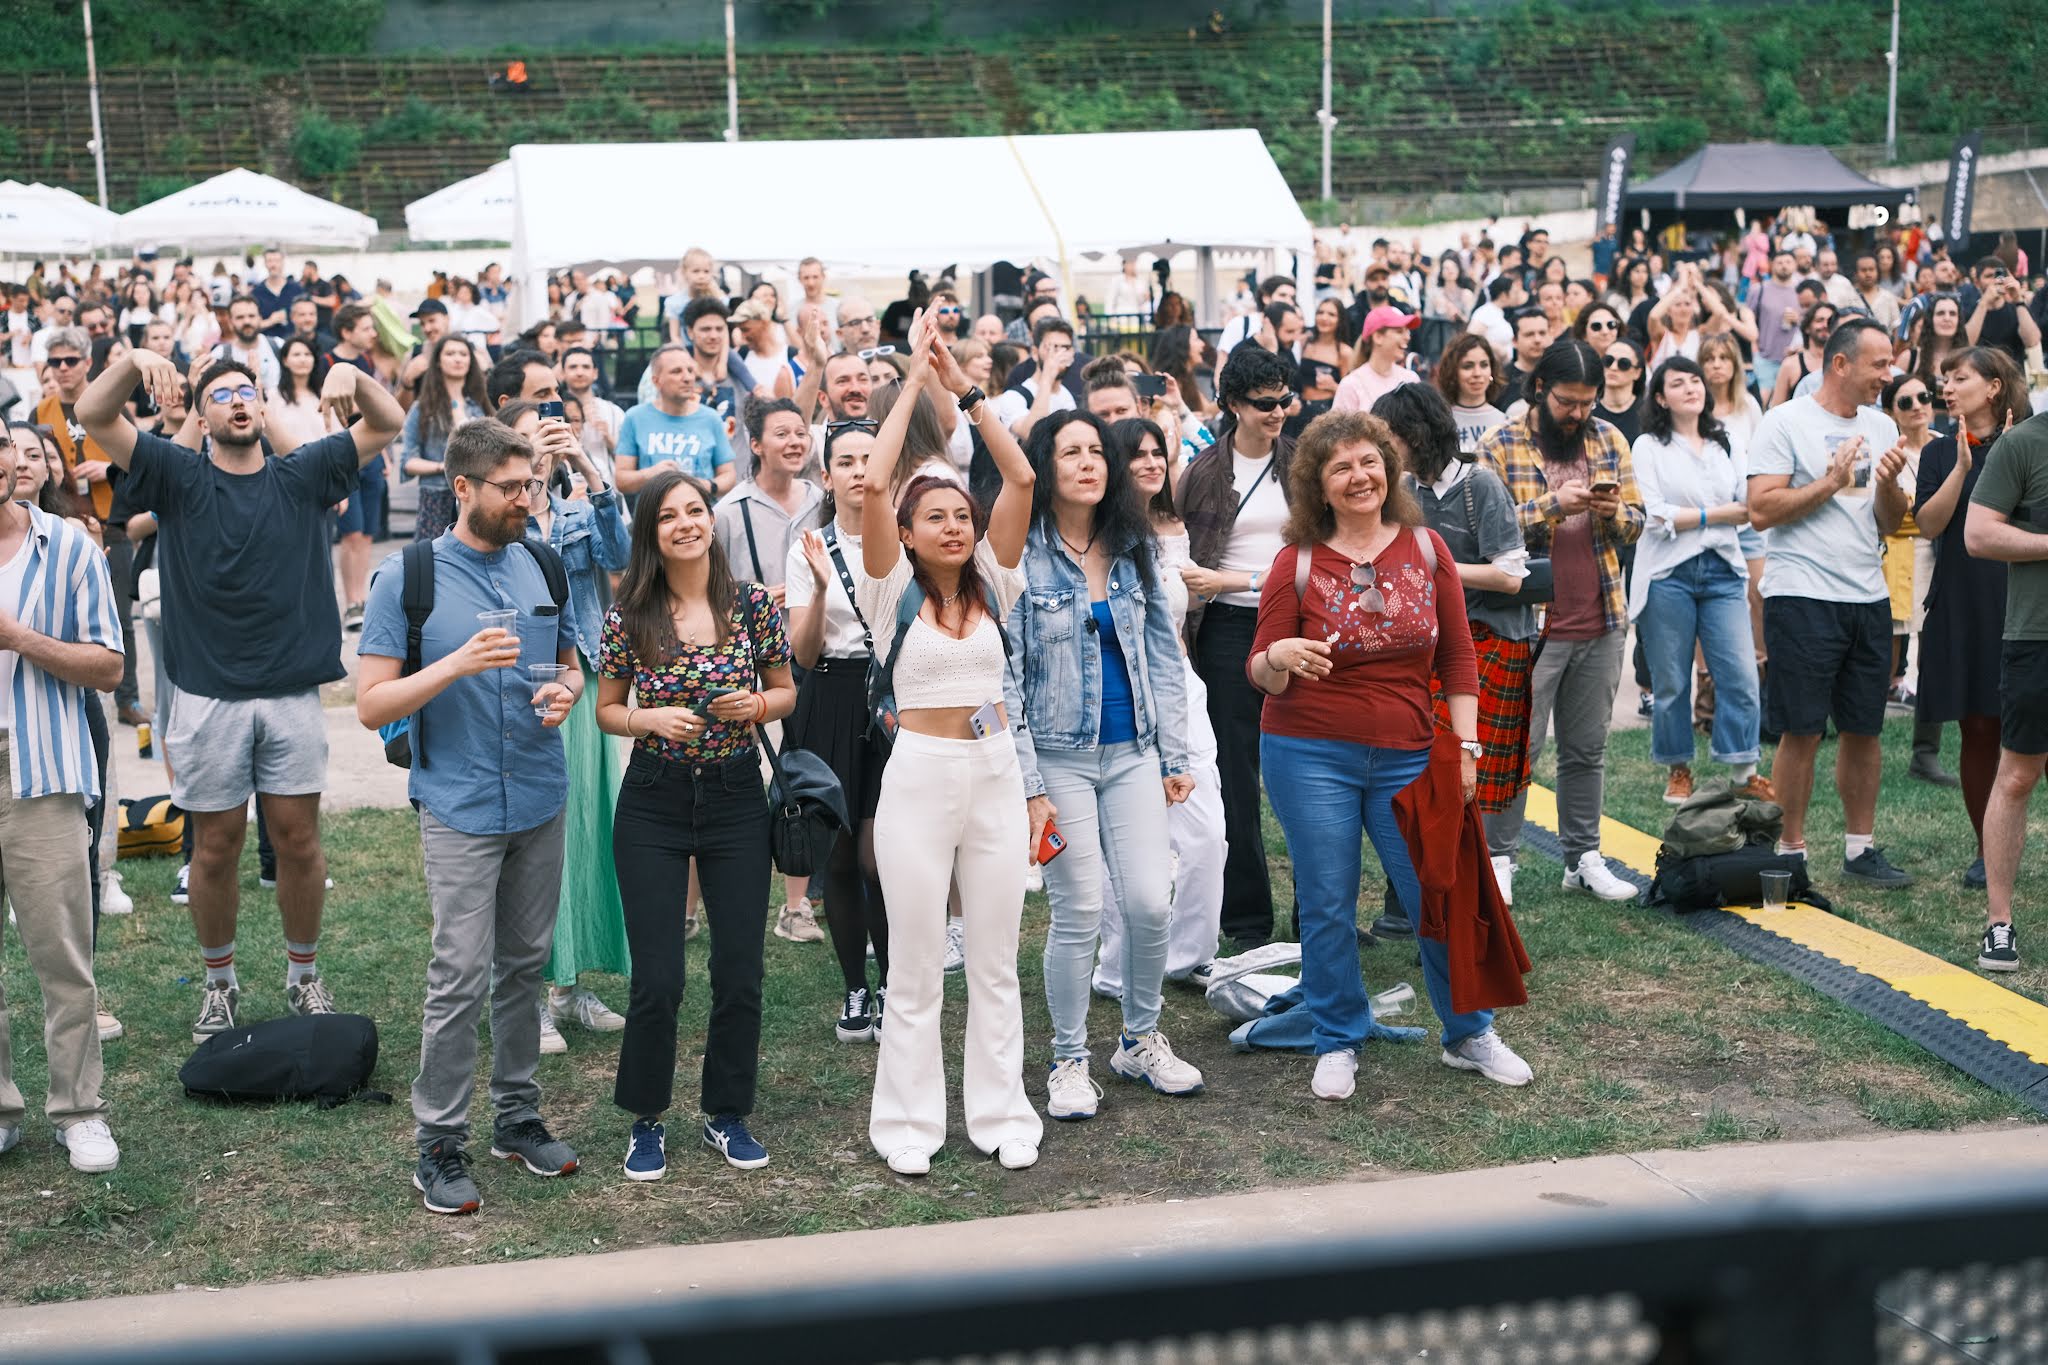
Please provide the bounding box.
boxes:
[1979,921,2020,973]
[836,987,874,1043]
[1842,847,1914,889]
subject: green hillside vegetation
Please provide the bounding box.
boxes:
[0,1,2038,224]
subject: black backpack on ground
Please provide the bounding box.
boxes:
[1647,844,1833,914]
[179,1014,390,1109]
[382,536,570,769]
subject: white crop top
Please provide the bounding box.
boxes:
[1155,528,1193,637]
[857,540,1025,711]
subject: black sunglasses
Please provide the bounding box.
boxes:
[1243,392,1296,413]
[826,418,879,435]
[45,355,85,369]
[1585,318,1619,332]
[1893,392,1928,410]
[1604,356,1638,372]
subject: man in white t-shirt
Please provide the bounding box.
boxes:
[994,317,1077,440]
[1467,275,1523,365]
[1747,317,1913,890]
[1216,276,1297,361]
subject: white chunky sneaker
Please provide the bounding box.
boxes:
[1442,1028,1534,1087]
[1045,1057,1103,1120]
[1109,1030,1205,1096]
[1311,1048,1357,1101]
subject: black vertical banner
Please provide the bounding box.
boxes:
[1945,129,1983,255]
[1597,133,1636,235]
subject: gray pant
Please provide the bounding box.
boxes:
[412,808,566,1152]
[1488,630,1626,864]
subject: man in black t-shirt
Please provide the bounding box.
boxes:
[74,345,404,1045]
[1965,256,2041,366]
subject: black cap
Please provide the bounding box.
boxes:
[411,299,449,318]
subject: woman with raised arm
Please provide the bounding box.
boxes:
[1002,409,1198,1124]
[859,311,1040,1177]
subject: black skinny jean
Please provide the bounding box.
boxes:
[611,748,770,1121]
[1194,603,1274,944]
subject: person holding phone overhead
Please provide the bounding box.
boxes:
[857,310,1041,1176]
[595,467,796,1181]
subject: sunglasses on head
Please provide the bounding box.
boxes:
[1604,356,1637,371]
[826,418,879,435]
[857,345,896,362]
[1243,392,1296,413]
[207,384,260,404]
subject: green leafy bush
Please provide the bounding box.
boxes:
[290,112,363,179]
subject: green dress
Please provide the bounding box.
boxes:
[545,654,631,982]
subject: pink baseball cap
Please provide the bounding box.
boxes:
[1359,305,1420,337]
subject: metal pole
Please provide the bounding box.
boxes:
[1318,0,1334,204]
[81,0,110,209]
[724,0,739,143]
[1885,0,1900,162]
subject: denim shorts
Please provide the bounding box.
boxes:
[164,685,329,811]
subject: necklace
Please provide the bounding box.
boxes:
[938,588,961,607]
[1058,528,1096,559]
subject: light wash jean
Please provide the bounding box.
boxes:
[1039,740,1174,1060]
[1638,553,1761,768]
[1261,732,1492,1054]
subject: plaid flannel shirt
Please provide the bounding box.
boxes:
[1475,412,1644,635]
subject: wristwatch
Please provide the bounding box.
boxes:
[1458,739,1483,759]
[957,384,986,412]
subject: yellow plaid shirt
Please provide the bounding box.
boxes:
[1476,412,1644,634]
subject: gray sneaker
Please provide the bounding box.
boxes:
[191,981,239,1044]
[1843,847,1914,889]
[490,1118,579,1177]
[286,971,336,1016]
[414,1141,481,1214]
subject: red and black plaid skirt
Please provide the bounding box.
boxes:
[1432,625,1534,813]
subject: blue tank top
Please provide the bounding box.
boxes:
[1093,600,1138,744]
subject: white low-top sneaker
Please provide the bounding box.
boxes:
[996,1140,1038,1170]
[537,1000,567,1055]
[555,986,626,1032]
[887,1147,930,1176]
[100,872,133,916]
[57,1118,119,1173]
[1311,1048,1357,1101]
[1045,1057,1103,1120]
[1562,851,1637,902]
[942,919,966,973]
[1442,1028,1534,1087]
[1109,1030,1205,1096]
[1490,855,1515,906]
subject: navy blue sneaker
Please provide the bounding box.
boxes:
[703,1114,769,1169]
[624,1118,666,1182]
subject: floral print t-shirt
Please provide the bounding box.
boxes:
[598,581,792,762]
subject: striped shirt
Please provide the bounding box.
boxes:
[6,502,122,801]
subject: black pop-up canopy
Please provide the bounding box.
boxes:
[1626,142,1916,214]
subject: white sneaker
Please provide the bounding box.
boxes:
[537,999,567,1055]
[553,986,626,1032]
[941,919,966,973]
[996,1140,1038,1170]
[774,899,825,943]
[1045,1057,1102,1120]
[1442,1028,1534,1086]
[56,1118,119,1173]
[1311,1048,1357,1101]
[100,871,133,916]
[1109,1030,1205,1096]
[1491,855,1515,906]
[887,1147,930,1176]
[1562,851,1637,902]
[0,1123,18,1155]
[1023,862,1044,894]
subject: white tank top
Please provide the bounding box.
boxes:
[892,614,1007,710]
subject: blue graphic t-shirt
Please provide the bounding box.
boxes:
[617,403,735,484]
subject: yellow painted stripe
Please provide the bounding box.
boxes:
[1527,784,2048,1066]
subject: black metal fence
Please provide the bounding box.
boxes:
[57,1175,2048,1365]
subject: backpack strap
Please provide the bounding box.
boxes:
[738,498,765,584]
[822,524,873,656]
[872,576,926,709]
[515,537,570,609]
[399,539,436,766]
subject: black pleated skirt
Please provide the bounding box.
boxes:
[786,656,885,821]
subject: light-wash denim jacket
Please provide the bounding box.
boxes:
[1003,520,1192,800]
[529,487,630,663]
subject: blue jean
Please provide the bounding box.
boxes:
[1261,733,1492,1054]
[1638,552,1761,767]
[1039,741,1172,1059]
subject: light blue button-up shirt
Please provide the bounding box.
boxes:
[361,533,578,836]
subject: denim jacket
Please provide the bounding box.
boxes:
[1002,521,1192,800]
[529,487,630,662]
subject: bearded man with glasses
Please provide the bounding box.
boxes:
[76,343,404,1044]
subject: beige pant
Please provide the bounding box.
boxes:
[0,734,105,1129]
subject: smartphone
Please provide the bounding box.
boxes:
[1037,817,1067,865]
[1591,480,1620,495]
[537,399,565,421]
[1132,373,1167,401]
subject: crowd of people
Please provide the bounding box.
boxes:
[0,214,2041,1215]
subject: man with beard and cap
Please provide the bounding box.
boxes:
[76,342,404,1045]
[356,415,582,1214]
[1477,337,1644,905]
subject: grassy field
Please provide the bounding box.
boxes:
[1,715,2038,1307]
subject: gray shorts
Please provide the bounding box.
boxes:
[164,686,329,812]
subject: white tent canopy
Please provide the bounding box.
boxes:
[404,161,514,244]
[509,130,1313,324]
[120,168,378,251]
[0,180,124,255]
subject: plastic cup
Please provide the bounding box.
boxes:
[1759,870,1793,912]
[477,608,518,634]
[528,663,570,718]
